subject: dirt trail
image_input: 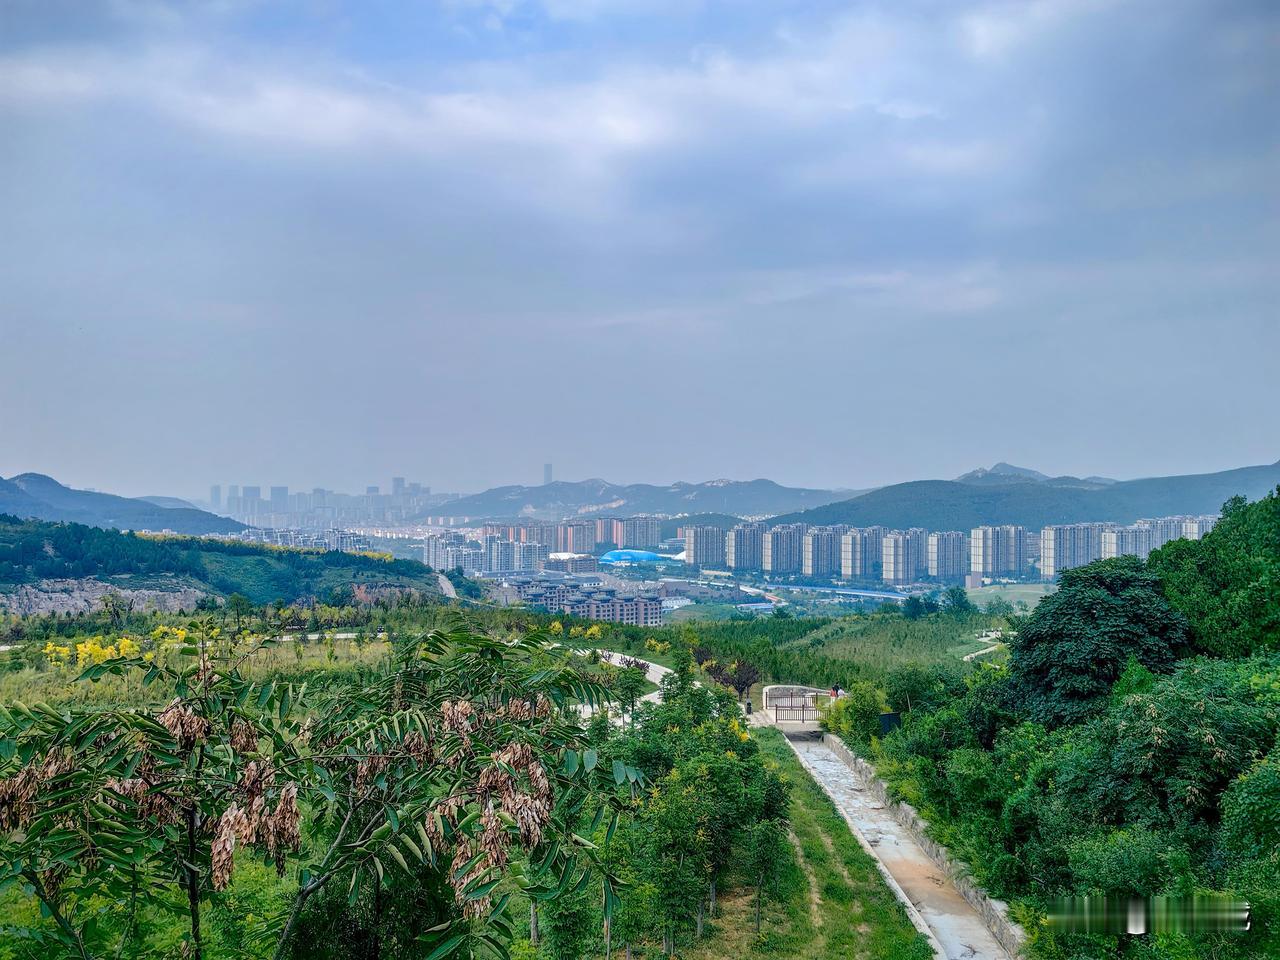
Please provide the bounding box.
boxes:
[787,738,1011,960]
[788,830,824,930]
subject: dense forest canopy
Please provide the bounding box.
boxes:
[0,515,439,604]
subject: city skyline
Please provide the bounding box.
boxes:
[2,0,1277,496]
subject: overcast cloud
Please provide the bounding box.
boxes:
[0,0,1276,497]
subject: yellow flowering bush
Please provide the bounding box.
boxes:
[42,642,71,667]
[75,637,120,668]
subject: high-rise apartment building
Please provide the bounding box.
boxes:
[270,486,289,514]
[209,485,222,511]
[801,527,842,577]
[543,463,553,485]
[556,521,597,554]
[906,527,929,576]
[881,531,920,586]
[928,531,969,582]
[484,536,516,574]
[763,524,806,575]
[514,541,549,571]
[1181,515,1218,540]
[1040,523,1111,579]
[242,486,262,503]
[617,517,662,550]
[1138,516,1192,551]
[1101,525,1154,561]
[684,525,727,568]
[970,525,1027,579]
[840,527,887,580]
[726,523,765,571]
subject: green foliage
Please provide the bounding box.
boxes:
[1006,556,1189,728]
[0,622,630,960]
[0,515,441,606]
[1220,751,1280,861]
[1148,489,1280,658]
[820,680,886,749]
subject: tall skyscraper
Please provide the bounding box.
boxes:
[928,531,969,582]
[242,486,262,503]
[543,463,553,485]
[392,477,406,497]
[684,525,727,568]
[726,523,765,571]
[209,484,222,511]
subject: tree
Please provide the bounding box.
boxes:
[744,819,787,933]
[0,623,633,960]
[941,586,977,617]
[727,659,761,702]
[615,667,648,725]
[1147,490,1280,658]
[226,592,254,633]
[820,680,886,749]
[1006,556,1189,728]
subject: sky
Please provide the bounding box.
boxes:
[1,0,1276,499]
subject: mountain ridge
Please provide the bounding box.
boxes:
[421,477,857,521]
[769,460,1280,530]
[0,473,244,535]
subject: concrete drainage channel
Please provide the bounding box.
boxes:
[783,732,1018,960]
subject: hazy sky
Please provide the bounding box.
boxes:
[1,0,1276,498]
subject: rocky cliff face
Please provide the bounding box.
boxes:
[0,578,210,616]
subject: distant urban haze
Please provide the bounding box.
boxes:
[1,1,1276,498]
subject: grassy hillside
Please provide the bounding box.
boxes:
[0,515,440,606]
[771,461,1280,529]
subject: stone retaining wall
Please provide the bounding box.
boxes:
[823,734,1028,958]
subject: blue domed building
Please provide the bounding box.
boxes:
[598,549,678,565]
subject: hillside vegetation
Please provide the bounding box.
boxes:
[0,473,243,534]
[0,515,440,606]
[818,489,1280,960]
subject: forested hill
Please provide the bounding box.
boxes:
[0,472,243,535]
[769,460,1280,530]
[0,515,440,606]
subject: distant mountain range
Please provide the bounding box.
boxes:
[424,478,857,521]
[0,473,244,535]
[770,460,1280,531]
[952,462,1118,487]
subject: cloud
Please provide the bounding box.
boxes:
[0,0,1276,492]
